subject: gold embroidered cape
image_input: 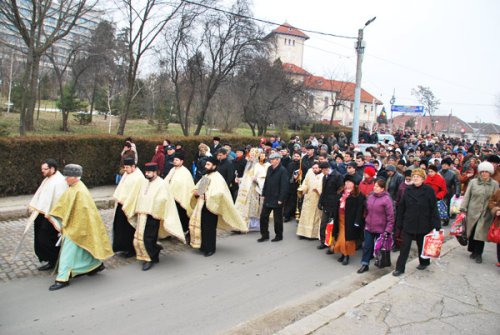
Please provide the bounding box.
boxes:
[189,171,248,248]
[163,165,195,217]
[297,169,323,238]
[113,168,145,219]
[49,181,114,260]
[132,177,186,243]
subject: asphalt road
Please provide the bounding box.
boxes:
[0,222,361,335]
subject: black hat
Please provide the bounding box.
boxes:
[236,147,245,153]
[213,136,221,141]
[144,162,158,171]
[166,145,175,151]
[404,170,413,177]
[174,152,185,161]
[397,159,406,166]
[123,157,135,166]
[347,161,357,168]
[206,156,219,166]
[318,162,330,169]
[344,174,360,186]
[441,158,453,166]
[487,154,500,164]
[305,144,315,150]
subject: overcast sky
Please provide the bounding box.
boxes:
[250,0,500,124]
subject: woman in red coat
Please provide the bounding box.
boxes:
[424,164,447,200]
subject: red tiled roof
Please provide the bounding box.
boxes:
[302,75,382,104]
[270,22,309,40]
[392,115,474,133]
[282,63,311,76]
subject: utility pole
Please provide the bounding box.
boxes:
[352,17,376,145]
[6,50,14,113]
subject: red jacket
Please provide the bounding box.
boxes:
[359,178,375,197]
[424,173,447,200]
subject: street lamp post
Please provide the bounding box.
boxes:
[351,17,376,145]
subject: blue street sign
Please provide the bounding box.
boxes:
[390,105,424,113]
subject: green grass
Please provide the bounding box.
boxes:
[0,110,262,138]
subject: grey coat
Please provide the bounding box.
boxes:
[460,177,499,241]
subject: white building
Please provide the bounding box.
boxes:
[266,23,382,128]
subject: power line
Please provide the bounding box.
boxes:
[179,0,357,40]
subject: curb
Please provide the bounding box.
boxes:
[0,197,115,221]
[276,237,459,335]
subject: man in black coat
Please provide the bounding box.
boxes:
[258,153,289,242]
[216,148,235,188]
[393,168,441,276]
[284,152,302,222]
[439,158,461,225]
[317,161,344,249]
[163,145,176,177]
[301,144,316,176]
[231,147,247,201]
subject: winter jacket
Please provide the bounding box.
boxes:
[439,169,461,197]
[387,172,404,201]
[217,158,235,187]
[262,164,289,208]
[333,192,365,241]
[460,177,498,241]
[365,191,394,234]
[359,178,375,197]
[318,170,344,213]
[396,183,441,234]
[424,173,447,200]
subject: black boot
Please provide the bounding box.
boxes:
[342,255,349,265]
[357,265,369,273]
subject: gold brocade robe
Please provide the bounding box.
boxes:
[296,169,323,239]
[49,181,114,260]
[131,177,186,243]
[113,168,145,219]
[235,161,270,226]
[164,165,195,217]
[189,171,248,248]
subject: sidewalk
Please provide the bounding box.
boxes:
[278,239,500,335]
[0,185,116,220]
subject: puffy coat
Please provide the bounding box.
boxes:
[365,191,394,234]
[424,173,447,200]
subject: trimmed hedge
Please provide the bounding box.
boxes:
[0,135,259,196]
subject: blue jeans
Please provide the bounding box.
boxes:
[361,231,380,265]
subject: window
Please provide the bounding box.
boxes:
[324,97,329,109]
[309,95,315,108]
[293,40,295,46]
[364,105,367,114]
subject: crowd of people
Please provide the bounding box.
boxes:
[28,130,500,290]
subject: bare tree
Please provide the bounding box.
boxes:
[46,41,89,131]
[114,0,182,135]
[412,85,440,132]
[0,0,96,135]
[191,0,264,135]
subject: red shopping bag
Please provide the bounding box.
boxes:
[421,229,444,259]
[487,217,500,244]
[450,212,466,236]
[324,219,334,246]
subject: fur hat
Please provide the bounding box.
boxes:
[478,161,494,175]
[411,168,427,180]
[63,164,83,177]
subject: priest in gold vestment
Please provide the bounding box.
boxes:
[131,162,185,271]
[296,162,323,239]
[234,148,270,231]
[112,157,145,258]
[189,157,247,257]
[47,164,113,291]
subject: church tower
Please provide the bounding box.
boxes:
[265,22,309,67]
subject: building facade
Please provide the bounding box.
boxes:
[266,23,382,128]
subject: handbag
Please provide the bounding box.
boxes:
[421,229,444,259]
[450,212,466,236]
[437,200,449,220]
[487,217,500,244]
[374,233,392,268]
